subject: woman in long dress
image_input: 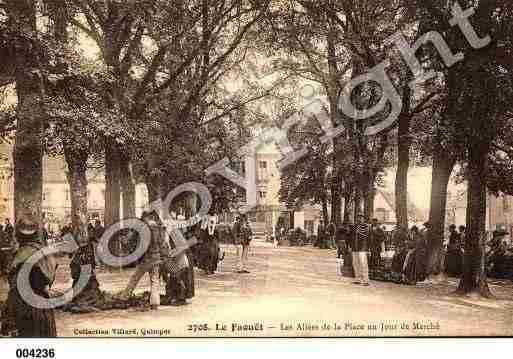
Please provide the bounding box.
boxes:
[402,226,428,283]
[163,223,195,306]
[3,218,57,337]
[195,216,220,274]
[445,224,463,277]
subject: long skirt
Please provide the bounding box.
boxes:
[391,249,408,274]
[414,247,428,282]
[185,250,195,298]
[445,249,463,277]
[166,267,195,302]
[4,288,56,338]
[196,241,219,274]
[165,251,195,302]
[342,251,354,277]
[369,246,381,269]
[402,249,428,283]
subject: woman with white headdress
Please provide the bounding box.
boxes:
[196,215,220,275]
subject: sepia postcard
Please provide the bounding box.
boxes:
[1,0,513,344]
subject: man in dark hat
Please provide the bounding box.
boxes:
[326,221,337,249]
[369,218,385,269]
[1,217,57,337]
[233,214,252,273]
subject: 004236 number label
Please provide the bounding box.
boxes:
[15,348,55,358]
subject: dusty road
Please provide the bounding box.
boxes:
[2,242,513,337]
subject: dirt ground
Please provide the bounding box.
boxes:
[2,242,513,337]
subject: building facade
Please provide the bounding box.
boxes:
[450,192,513,242]
[0,144,149,234]
[235,142,426,238]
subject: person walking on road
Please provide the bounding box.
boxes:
[326,221,337,249]
[233,215,252,274]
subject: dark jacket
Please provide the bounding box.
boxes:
[317,224,325,239]
[143,223,169,265]
[349,223,370,252]
[335,225,349,242]
[234,221,252,245]
[370,226,385,250]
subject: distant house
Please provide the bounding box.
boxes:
[221,136,429,239]
[375,190,427,229]
[448,191,513,242]
[0,144,149,233]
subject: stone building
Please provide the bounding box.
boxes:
[0,144,149,234]
[449,191,513,243]
[232,142,426,239]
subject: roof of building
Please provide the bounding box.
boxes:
[379,190,427,222]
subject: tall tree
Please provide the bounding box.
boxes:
[279,116,332,223]
[4,0,45,225]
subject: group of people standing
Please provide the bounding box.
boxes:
[0,218,15,275]
[1,210,256,338]
[190,214,252,274]
[445,224,466,276]
[115,210,195,309]
[389,223,430,284]
[329,217,430,286]
[315,221,337,249]
[334,215,387,286]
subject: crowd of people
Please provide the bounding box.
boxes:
[0,211,255,337]
[3,208,513,337]
[313,218,444,285]
[324,217,513,284]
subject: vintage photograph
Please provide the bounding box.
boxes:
[0,0,512,339]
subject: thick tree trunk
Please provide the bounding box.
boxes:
[364,189,375,222]
[395,78,413,229]
[426,142,455,277]
[330,156,343,225]
[8,0,44,226]
[64,147,89,242]
[343,190,354,223]
[104,140,121,226]
[145,178,161,204]
[353,187,363,219]
[330,184,342,225]
[456,143,492,297]
[120,152,136,219]
[327,26,342,227]
[363,176,376,222]
[395,117,411,229]
[322,196,329,225]
[145,155,162,208]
